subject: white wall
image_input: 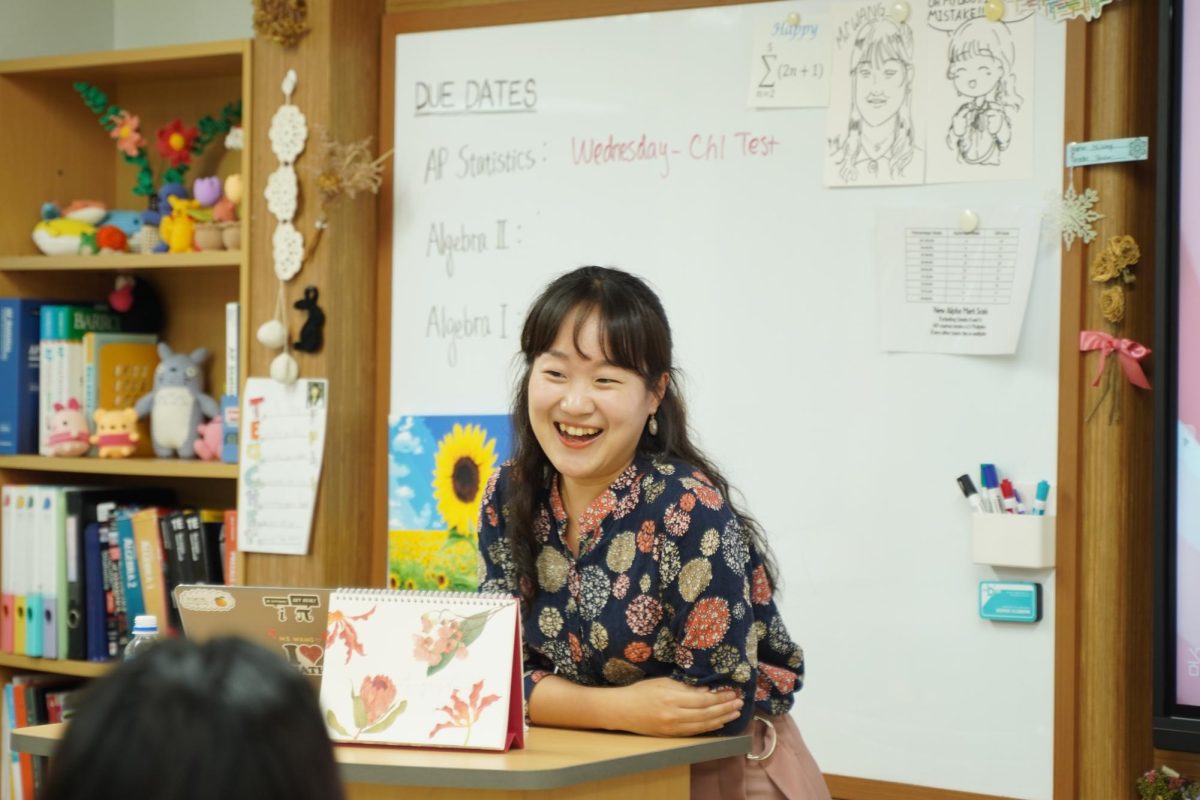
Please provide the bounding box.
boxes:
[0,0,113,59]
[113,0,252,49]
[0,0,252,60]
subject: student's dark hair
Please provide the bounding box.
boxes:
[508,265,779,603]
[43,637,343,800]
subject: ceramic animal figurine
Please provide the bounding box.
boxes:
[46,399,90,457]
[134,343,219,458]
[90,407,140,458]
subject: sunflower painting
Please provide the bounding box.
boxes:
[387,415,512,591]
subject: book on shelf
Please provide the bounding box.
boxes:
[38,304,121,456]
[319,588,524,752]
[0,299,48,455]
[1,482,240,662]
[81,331,157,457]
[63,486,175,661]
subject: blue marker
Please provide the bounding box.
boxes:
[1033,481,1050,516]
[981,464,1001,514]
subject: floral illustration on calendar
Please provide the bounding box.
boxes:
[325,674,408,740]
[325,604,376,664]
[429,679,501,746]
[387,414,512,591]
[319,593,518,748]
[413,606,507,677]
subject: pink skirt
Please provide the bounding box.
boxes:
[690,714,832,800]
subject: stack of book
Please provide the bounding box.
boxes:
[0,484,237,662]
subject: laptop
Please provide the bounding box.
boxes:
[174,585,330,690]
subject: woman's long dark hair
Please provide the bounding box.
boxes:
[507,266,779,603]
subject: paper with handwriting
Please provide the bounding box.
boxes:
[237,378,328,555]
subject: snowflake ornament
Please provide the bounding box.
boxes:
[1053,183,1104,250]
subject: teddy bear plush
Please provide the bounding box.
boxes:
[90,407,140,458]
[134,343,219,458]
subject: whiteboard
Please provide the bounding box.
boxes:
[388,4,1064,796]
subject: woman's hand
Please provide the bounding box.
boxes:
[610,677,743,737]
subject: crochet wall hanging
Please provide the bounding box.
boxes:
[259,69,308,384]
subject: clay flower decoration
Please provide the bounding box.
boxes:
[325,674,407,740]
[109,111,144,157]
[1082,234,1151,425]
[324,604,377,664]
[428,679,500,746]
[412,607,503,677]
[74,82,241,199]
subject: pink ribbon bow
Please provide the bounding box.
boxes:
[1079,330,1152,390]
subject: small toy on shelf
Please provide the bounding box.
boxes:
[293,286,325,353]
[90,407,140,458]
[193,417,223,461]
[134,343,219,458]
[159,195,201,254]
[46,398,91,457]
[32,202,96,255]
[108,275,164,334]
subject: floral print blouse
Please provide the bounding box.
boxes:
[476,454,805,735]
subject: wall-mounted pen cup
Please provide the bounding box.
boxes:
[972,514,1056,569]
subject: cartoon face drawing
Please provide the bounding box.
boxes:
[949,52,1002,99]
[853,52,911,128]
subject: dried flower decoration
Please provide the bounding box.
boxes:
[1135,765,1200,800]
[253,0,311,48]
[1082,233,1150,425]
[302,128,391,260]
[1099,285,1125,324]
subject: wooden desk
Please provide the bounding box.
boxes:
[13,723,749,799]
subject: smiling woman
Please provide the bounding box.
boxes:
[475,266,832,800]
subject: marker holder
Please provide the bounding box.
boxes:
[972,514,1056,569]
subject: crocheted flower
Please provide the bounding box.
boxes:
[1090,250,1121,283]
[1107,234,1141,269]
[108,112,144,157]
[156,120,198,167]
[1100,285,1125,324]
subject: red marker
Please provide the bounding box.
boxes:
[999,479,1017,514]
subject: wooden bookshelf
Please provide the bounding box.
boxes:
[0,653,110,679]
[0,456,237,480]
[0,252,242,271]
[0,40,252,681]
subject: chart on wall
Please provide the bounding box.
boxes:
[387,3,1064,796]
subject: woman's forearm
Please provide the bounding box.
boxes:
[527,674,624,730]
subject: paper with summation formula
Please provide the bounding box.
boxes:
[748,10,832,108]
[237,378,328,555]
[877,207,1040,354]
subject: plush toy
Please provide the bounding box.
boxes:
[46,399,90,457]
[90,407,140,458]
[134,343,219,458]
[108,275,164,334]
[293,286,326,353]
[193,417,223,461]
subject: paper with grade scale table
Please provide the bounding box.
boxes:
[877,208,1040,354]
[237,378,328,555]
